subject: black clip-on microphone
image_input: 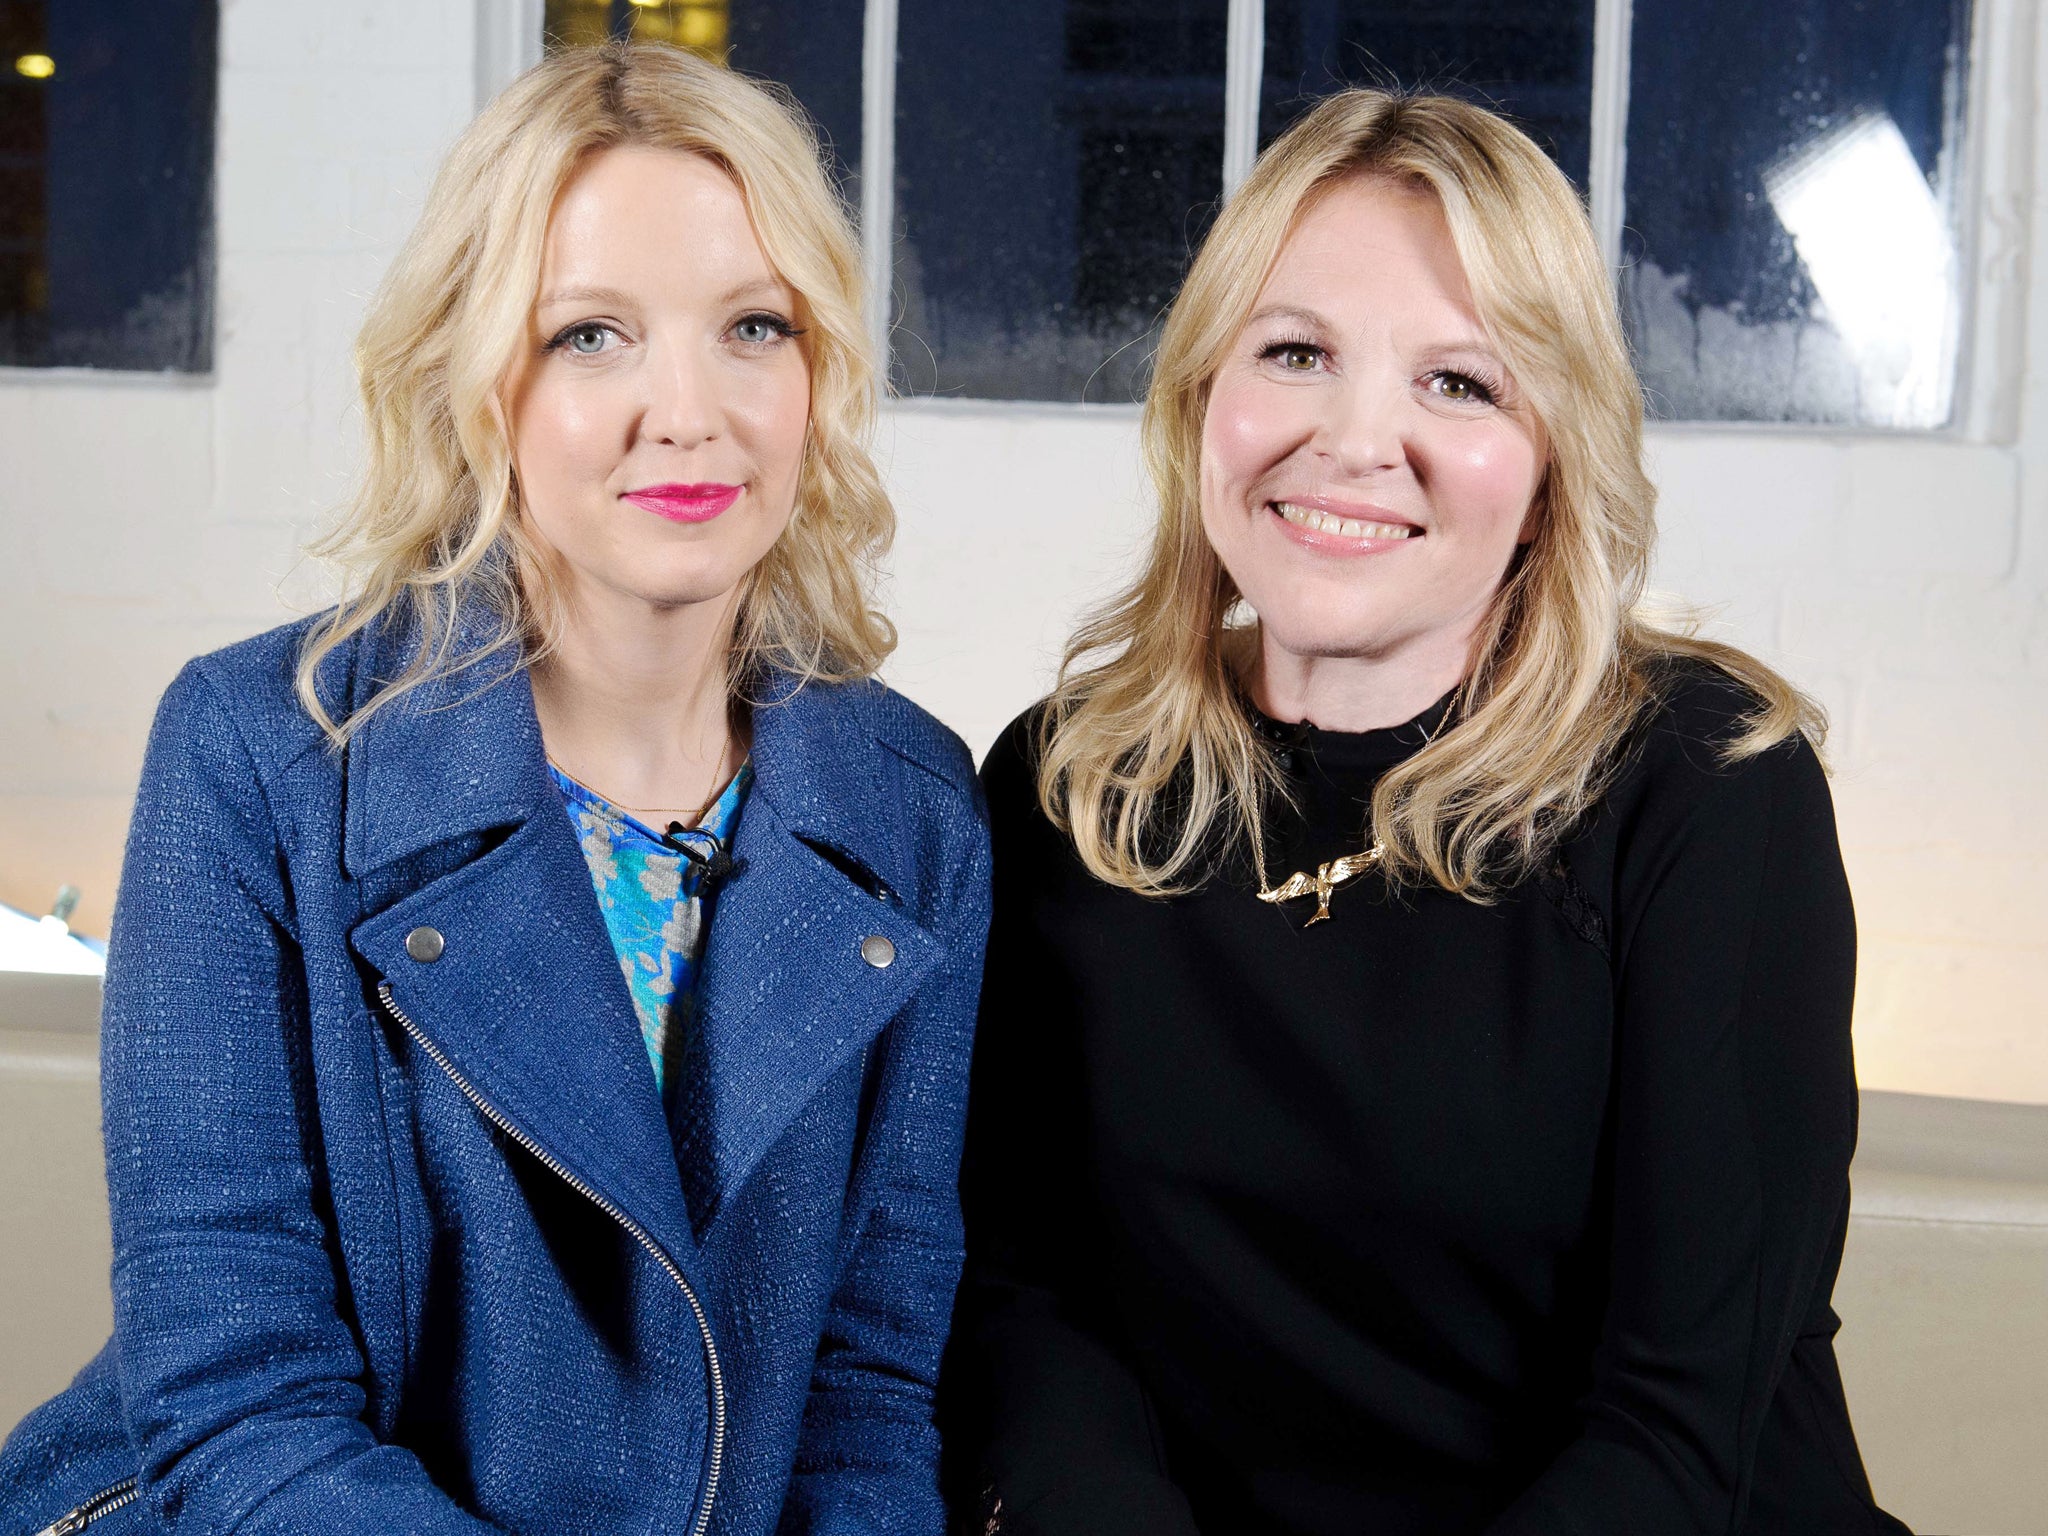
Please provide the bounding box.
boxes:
[663,823,736,892]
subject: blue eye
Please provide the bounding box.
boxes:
[546,321,618,357]
[732,312,798,346]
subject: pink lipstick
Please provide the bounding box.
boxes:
[623,482,742,523]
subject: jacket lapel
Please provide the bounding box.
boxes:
[351,812,698,1263]
[335,620,948,1252]
[669,680,944,1232]
[340,620,695,1264]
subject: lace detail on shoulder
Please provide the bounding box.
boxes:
[1537,853,1610,957]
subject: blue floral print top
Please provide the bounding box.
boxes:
[548,760,753,1107]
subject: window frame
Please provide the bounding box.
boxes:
[0,2,222,381]
[490,0,2025,442]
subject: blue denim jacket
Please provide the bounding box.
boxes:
[0,612,991,1536]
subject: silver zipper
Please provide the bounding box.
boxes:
[376,981,727,1536]
[41,1478,140,1535]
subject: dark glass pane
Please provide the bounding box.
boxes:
[541,1,864,192]
[0,0,216,371]
[1259,0,1595,188]
[1622,0,1971,425]
[893,0,1228,402]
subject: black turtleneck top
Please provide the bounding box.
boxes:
[950,663,1908,1536]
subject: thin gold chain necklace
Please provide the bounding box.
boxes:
[545,750,732,825]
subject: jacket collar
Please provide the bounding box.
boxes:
[340,613,546,881]
[339,612,907,898]
[743,673,918,904]
[339,610,943,1251]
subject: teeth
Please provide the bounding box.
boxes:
[1273,502,1416,540]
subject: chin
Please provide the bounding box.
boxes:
[1246,591,1396,661]
[1257,621,1395,662]
[596,553,759,613]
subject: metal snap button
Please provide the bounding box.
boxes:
[405,926,445,963]
[859,934,895,969]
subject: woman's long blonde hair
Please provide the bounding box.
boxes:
[1042,90,1822,899]
[296,41,892,741]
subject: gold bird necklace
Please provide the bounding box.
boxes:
[1256,842,1386,926]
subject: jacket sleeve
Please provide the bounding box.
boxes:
[777,786,994,1536]
[942,726,1203,1536]
[100,663,501,1535]
[1485,735,1864,1536]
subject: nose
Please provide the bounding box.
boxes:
[1315,373,1405,479]
[639,339,724,450]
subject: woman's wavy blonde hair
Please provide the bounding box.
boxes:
[1041,89,1822,899]
[296,41,892,741]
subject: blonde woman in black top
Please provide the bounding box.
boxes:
[949,91,1908,1536]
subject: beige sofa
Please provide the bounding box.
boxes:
[4,973,2043,1533]
[1834,1090,2048,1535]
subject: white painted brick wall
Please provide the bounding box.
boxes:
[0,0,2042,1104]
[1645,428,2048,1100]
[0,0,477,940]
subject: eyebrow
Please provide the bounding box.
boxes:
[1247,301,1504,362]
[1244,304,1331,333]
[716,276,795,308]
[535,284,638,311]
[535,277,794,311]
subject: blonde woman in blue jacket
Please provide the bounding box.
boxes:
[0,42,990,1536]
